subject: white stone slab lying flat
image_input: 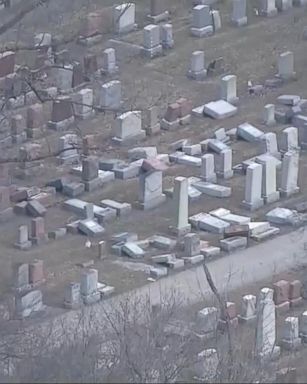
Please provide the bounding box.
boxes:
[78,219,105,237]
[265,207,297,225]
[122,242,145,258]
[203,100,238,120]
[192,105,205,118]
[237,122,264,142]
[191,181,231,197]
[200,246,221,257]
[209,208,250,224]
[198,214,230,234]
[248,222,271,236]
[189,212,208,228]
[177,154,202,167]
[277,95,300,106]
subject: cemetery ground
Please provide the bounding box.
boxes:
[0,1,307,307]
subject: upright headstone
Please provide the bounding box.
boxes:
[201,153,217,182]
[276,0,293,11]
[29,259,45,286]
[211,10,222,31]
[220,75,238,104]
[279,151,300,197]
[238,294,257,323]
[30,217,46,245]
[81,156,101,192]
[215,148,234,179]
[184,233,201,257]
[187,51,207,80]
[256,155,280,203]
[64,282,81,309]
[279,127,299,153]
[258,0,278,17]
[80,269,100,304]
[113,3,136,34]
[142,24,163,58]
[170,177,191,236]
[138,170,166,210]
[143,106,161,135]
[57,134,79,165]
[15,290,44,319]
[281,317,301,350]
[232,0,247,26]
[191,5,213,37]
[194,349,219,381]
[51,65,73,91]
[299,311,307,342]
[242,163,264,211]
[26,103,45,139]
[112,111,146,144]
[256,287,280,360]
[160,24,174,49]
[13,263,30,292]
[147,0,169,23]
[100,80,121,110]
[263,104,276,126]
[278,51,296,80]
[14,225,32,250]
[260,132,279,158]
[101,48,118,75]
[72,88,94,120]
[48,96,74,131]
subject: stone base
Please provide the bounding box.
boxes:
[100,66,119,76]
[276,72,297,81]
[264,191,280,204]
[147,11,169,23]
[142,44,163,59]
[290,297,303,307]
[14,240,32,250]
[81,292,101,305]
[136,194,166,210]
[0,207,13,222]
[57,154,80,165]
[216,170,234,180]
[280,337,301,351]
[179,115,191,126]
[64,300,81,310]
[112,130,146,146]
[75,110,95,120]
[258,346,281,362]
[190,26,213,38]
[31,235,48,246]
[238,314,257,324]
[232,17,248,27]
[161,118,180,130]
[78,34,103,46]
[279,187,300,198]
[201,174,217,183]
[12,132,27,144]
[259,8,278,17]
[187,69,207,81]
[48,116,74,131]
[242,198,264,212]
[83,177,103,192]
[169,224,191,237]
[275,301,290,315]
[145,123,161,136]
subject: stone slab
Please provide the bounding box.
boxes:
[203,100,237,120]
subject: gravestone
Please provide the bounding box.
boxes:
[147,0,169,23]
[194,349,219,381]
[72,88,94,120]
[81,157,102,192]
[11,114,26,144]
[48,96,74,131]
[30,217,46,245]
[238,294,256,323]
[143,106,161,135]
[279,151,300,197]
[13,263,30,292]
[29,260,44,286]
[170,177,191,236]
[80,269,100,304]
[215,148,233,179]
[256,155,280,203]
[201,154,217,182]
[281,317,301,350]
[263,104,276,126]
[26,103,45,139]
[242,163,264,211]
[277,51,296,80]
[57,134,79,165]
[184,233,201,257]
[112,111,146,144]
[256,287,280,360]
[212,10,222,31]
[160,24,174,49]
[142,24,163,58]
[276,0,293,11]
[15,290,44,319]
[100,80,121,110]
[101,48,118,75]
[258,0,278,17]
[64,282,81,309]
[260,132,279,158]
[191,5,213,37]
[14,225,32,250]
[0,186,13,221]
[232,0,247,26]
[220,75,238,104]
[113,3,136,34]
[138,170,166,210]
[51,65,73,91]
[187,51,207,80]
[279,127,299,153]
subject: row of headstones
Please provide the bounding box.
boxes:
[197,280,305,366]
